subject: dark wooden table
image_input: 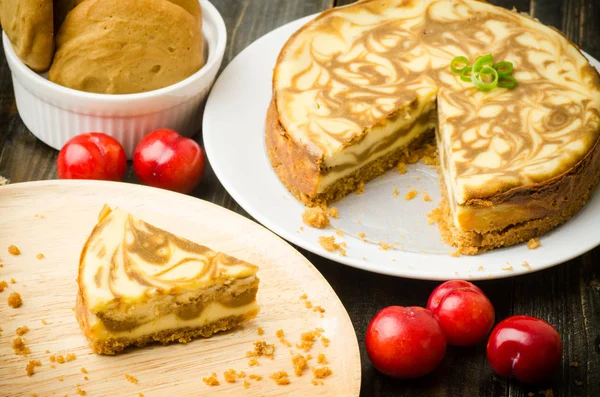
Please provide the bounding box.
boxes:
[1,1,599,396]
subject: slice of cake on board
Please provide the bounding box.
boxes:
[76,205,260,355]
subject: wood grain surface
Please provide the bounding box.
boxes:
[1,1,599,396]
[0,181,360,396]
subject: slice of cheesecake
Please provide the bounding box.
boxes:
[76,205,260,355]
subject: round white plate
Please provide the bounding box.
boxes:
[203,14,600,281]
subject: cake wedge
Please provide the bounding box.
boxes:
[76,205,260,355]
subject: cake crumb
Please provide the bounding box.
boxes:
[302,207,331,229]
[321,336,330,347]
[502,265,514,271]
[270,371,290,385]
[300,293,307,300]
[335,229,344,237]
[249,374,262,381]
[312,379,325,386]
[246,341,275,359]
[477,266,484,271]
[356,181,365,195]
[45,349,50,354]
[8,292,22,308]
[8,245,21,255]
[521,261,531,270]
[10,278,16,284]
[84,376,89,381]
[76,388,86,396]
[397,163,407,174]
[26,360,41,376]
[379,242,390,250]
[13,337,30,355]
[292,354,308,376]
[81,367,88,374]
[66,353,76,362]
[404,190,418,200]
[125,374,138,384]
[423,192,432,202]
[276,329,292,347]
[56,355,66,364]
[312,366,332,379]
[224,369,238,383]
[527,238,541,249]
[305,300,313,309]
[16,326,29,336]
[139,394,145,397]
[296,330,317,352]
[318,353,328,364]
[450,249,461,257]
[49,355,56,362]
[203,373,220,386]
[41,319,48,325]
[318,236,338,252]
[257,327,264,336]
[248,357,258,366]
[313,305,325,315]
[58,376,64,382]
[393,188,399,197]
[243,379,250,389]
[358,232,366,240]
[36,253,45,259]
[328,207,339,218]
[0,280,7,292]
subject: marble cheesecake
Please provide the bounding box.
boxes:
[266,0,600,254]
[76,206,260,355]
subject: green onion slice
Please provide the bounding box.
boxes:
[493,61,513,77]
[472,53,494,73]
[471,66,498,91]
[450,56,470,73]
[498,75,517,89]
[460,68,473,82]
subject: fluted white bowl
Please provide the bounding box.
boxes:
[2,0,226,158]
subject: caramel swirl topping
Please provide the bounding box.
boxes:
[80,207,258,308]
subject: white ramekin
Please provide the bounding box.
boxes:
[2,0,226,158]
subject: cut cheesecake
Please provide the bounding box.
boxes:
[76,206,260,355]
[267,0,600,253]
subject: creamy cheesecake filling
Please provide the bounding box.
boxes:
[317,93,437,192]
[87,301,260,340]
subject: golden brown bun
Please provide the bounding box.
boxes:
[49,0,204,94]
[0,0,54,72]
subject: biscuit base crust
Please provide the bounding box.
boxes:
[76,291,259,355]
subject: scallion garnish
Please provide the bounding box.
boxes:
[449,54,517,91]
[450,56,470,74]
[472,54,494,73]
[493,61,514,77]
[472,66,499,91]
[498,75,517,89]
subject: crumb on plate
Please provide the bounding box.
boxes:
[527,238,541,250]
[404,190,418,200]
[8,245,20,255]
[292,354,308,376]
[125,374,138,384]
[270,371,290,385]
[13,337,30,355]
[302,207,331,229]
[202,373,219,386]
[257,327,264,336]
[8,292,22,308]
[26,360,42,376]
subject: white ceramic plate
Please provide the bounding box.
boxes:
[203,14,600,281]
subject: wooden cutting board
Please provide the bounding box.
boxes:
[0,181,361,397]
